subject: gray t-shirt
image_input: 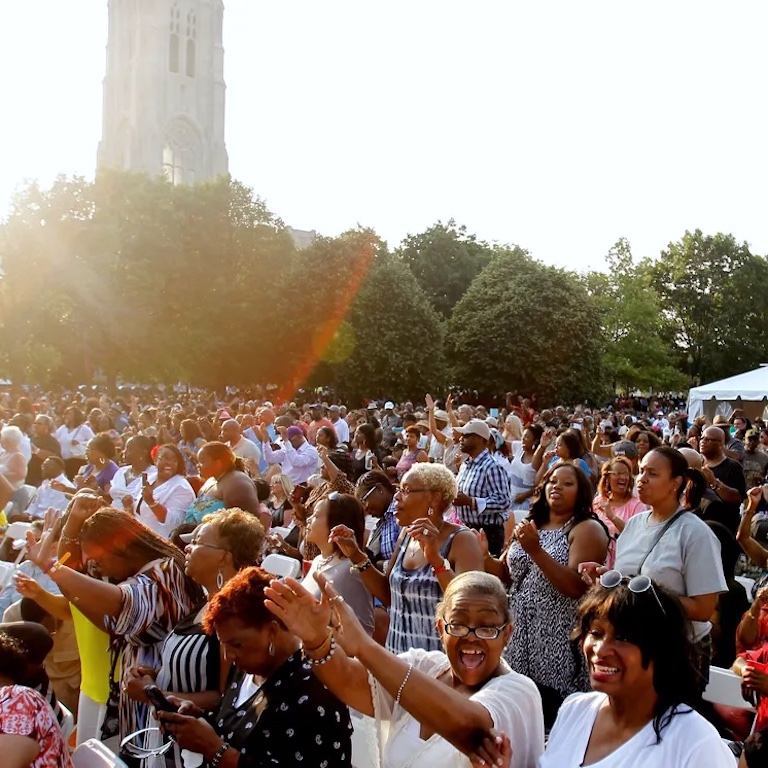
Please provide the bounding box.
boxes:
[615,510,727,642]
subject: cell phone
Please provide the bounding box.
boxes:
[141,472,149,487]
[144,685,177,713]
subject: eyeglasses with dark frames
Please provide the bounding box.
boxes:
[443,623,508,640]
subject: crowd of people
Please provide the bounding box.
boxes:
[0,387,767,766]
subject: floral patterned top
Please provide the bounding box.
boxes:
[0,685,72,767]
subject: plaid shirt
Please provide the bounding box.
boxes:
[455,449,511,527]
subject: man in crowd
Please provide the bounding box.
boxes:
[25,457,74,519]
[221,418,261,474]
[26,415,62,487]
[700,425,748,534]
[307,404,335,446]
[743,429,768,487]
[259,424,319,484]
[379,401,401,449]
[453,419,512,556]
[328,404,350,446]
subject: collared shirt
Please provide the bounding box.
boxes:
[26,473,74,518]
[261,438,320,484]
[455,448,511,527]
[367,498,400,564]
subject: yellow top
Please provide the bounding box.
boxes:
[70,605,113,703]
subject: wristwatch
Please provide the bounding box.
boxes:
[432,558,451,575]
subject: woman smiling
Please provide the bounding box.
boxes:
[265,570,544,768]
[540,578,734,766]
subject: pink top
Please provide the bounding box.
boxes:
[0,685,72,767]
[592,494,648,568]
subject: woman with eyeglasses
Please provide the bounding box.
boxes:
[265,570,545,768]
[592,456,647,568]
[581,446,727,687]
[540,577,734,766]
[331,463,485,653]
[123,508,265,767]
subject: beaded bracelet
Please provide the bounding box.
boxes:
[210,741,231,768]
[351,557,372,573]
[395,662,413,704]
[305,634,337,666]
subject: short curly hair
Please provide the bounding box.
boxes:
[203,566,280,633]
[202,508,266,570]
[403,463,457,507]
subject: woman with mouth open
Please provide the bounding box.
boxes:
[265,570,545,768]
[539,576,734,766]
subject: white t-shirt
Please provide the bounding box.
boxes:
[55,424,95,460]
[230,436,261,466]
[539,691,734,767]
[614,511,727,642]
[372,649,544,768]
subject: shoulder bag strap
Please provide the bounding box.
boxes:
[637,509,686,575]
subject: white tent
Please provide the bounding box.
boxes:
[687,366,768,421]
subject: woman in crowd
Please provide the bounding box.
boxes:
[76,434,118,494]
[0,426,28,491]
[109,435,156,509]
[630,426,662,462]
[540,578,735,766]
[533,429,591,485]
[125,509,265,768]
[316,425,338,451]
[351,423,381,481]
[135,444,196,538]
[265,569,545,768]
[331,463,485,653]
[266,472,293,527]
[592,456,647,568]
[580,446,727,686]
[156,567,353,767]
[395,425,428,480]
[483,463,609,727]
[56,406,94,479]
[302,492,374,635]
[27,498,201,753]
[508,424,544,524]
[736,486,768,652]
[186,441,263,525]
[0,632,72,768]
[178,418,206,477]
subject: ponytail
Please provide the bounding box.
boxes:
[682,467,706,510]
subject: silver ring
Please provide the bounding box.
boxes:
[422,527,429,535]
[329,595,345,604]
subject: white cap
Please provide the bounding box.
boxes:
[384,401,395,410]
[454,419,491,441]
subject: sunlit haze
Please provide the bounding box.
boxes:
[2,1,768,271]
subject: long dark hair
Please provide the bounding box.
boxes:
[574,581,699,742]
[528,462,598,529]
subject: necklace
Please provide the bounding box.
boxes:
[316,553,339,571]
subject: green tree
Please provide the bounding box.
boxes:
[651,230,768,384]
[585,238,687,393]
[395,220,493,317]
[447,248,606,404]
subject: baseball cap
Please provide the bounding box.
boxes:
[612,440,638,460]
[746,429,759,440]
[384,401,395,410]
[367,403,378,410]
[218,410,232,420]
[433,409,449,423]
[454,419,491,441]
[328,405,340,412]
[286,426,303,438]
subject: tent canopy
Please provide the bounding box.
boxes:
[687,366,768,421]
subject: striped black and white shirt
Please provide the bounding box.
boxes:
[455,449,512,526]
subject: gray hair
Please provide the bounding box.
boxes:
[436,571,511,624]
[0,425,23,448]
[403,463,457,507]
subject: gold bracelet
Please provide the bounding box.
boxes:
[303,633,332,660]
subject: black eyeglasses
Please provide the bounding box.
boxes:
[443,623,508,640]
[599,569,666,615]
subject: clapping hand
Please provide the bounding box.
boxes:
[745,486,764,516]
[470,729,512,768]
[514,519,541,555]
[407,517,444,566]
[328,525,364,561]
[25,507,60,571]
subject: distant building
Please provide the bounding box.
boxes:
[98,0,228,184]
[287,227,317,250]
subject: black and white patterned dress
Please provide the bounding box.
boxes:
[209,651,352,767]
[504,524,589,698]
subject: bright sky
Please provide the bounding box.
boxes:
[1,1,767,272]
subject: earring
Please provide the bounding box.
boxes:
[216,570,224,589]
[268,641,275,657]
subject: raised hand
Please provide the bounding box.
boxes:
[328,524,364,561]
[264,577,332,650]
[406,517,444,566]
[425,394,435,411]
[746,486,764,515]
[25,507,61,570]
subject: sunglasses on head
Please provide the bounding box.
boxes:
[599,569,666,616]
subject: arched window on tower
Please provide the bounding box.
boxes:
[186,10,197,78]
[169,4,181,73]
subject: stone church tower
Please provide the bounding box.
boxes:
[97,0,228,184]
